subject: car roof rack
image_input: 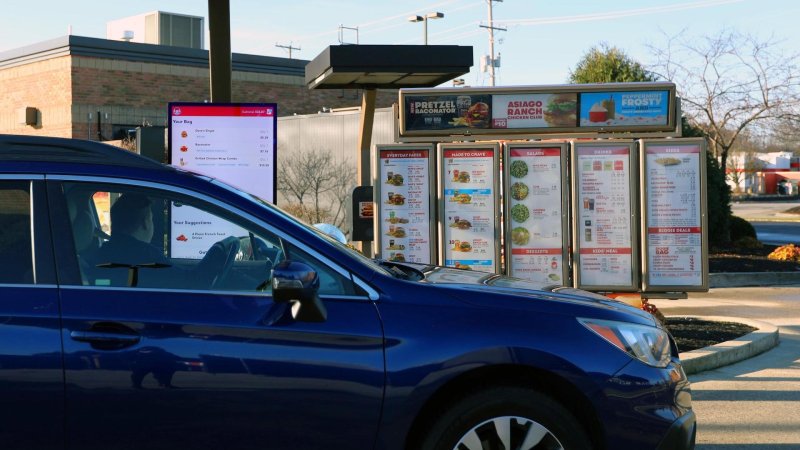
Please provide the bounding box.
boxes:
[0,134,169,170]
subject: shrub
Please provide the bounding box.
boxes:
[729,215,756,242]
[732,236,762,249]
[768,244,800,262]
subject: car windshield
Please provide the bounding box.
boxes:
[208,178,392,277]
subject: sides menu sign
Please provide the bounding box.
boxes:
[168,102,277,259]
[504,143,569,285]
[641,139,708,291]
[439,144,500,273]
[373,144,435,264]
[572,141,639,291]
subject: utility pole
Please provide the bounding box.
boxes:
[275,42,301,59]
[479,0,506,87]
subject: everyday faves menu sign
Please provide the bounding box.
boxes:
[643,140,706,290]
[375,146,434,264]
[439,145,499,273]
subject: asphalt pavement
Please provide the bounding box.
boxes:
[653,287,800,449]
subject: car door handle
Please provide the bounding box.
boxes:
[70,331,141,347]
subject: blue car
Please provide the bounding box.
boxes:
[0,135,694,449]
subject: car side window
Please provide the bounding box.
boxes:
[0,181,33,284]
[63,181,356,296]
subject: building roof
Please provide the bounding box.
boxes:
[0,35,306,77]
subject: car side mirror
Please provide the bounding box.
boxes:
[271,260,327,322]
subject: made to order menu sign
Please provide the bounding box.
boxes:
[641,138,708,291]
[439,143,500,273]
[373,144,436,264]
[572,141,639,291]
[168,102,277,259]
[504,143,569,285]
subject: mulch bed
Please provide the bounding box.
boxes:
[710,244,800,273]
[665,317,756,352]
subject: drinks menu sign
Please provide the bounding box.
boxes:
[374,145,435,264]
[439,144,500,273]
[642,139,707,290]
[504,144,569,284]
[573,142,639,290]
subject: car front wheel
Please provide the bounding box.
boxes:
[420,386,592,450]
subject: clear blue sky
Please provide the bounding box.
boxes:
[1,0,796,86]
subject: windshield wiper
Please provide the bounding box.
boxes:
[375,260,424,281]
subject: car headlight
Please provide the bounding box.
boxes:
[579,318,672,368]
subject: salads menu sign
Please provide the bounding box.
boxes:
[398,83,677,137]
[504,144,569,285]
[373,144,436,264]
[438,144,500,273]
[641,139,708,291]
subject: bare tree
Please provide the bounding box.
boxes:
[650,29,800,175]
[277,149,356,234]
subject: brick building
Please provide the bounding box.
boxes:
[0,35,396,140]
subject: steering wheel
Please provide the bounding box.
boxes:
[196,236,241,289]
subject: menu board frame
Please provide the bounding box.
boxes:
[640,138,709,292]
[398,82,678,139]
[437,143,501,273]
[571,140,640,291]
[372,144,437,264]
[503,142,570,285]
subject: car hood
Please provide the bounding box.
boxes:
[398,262,655,324]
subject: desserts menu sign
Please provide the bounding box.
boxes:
[643,140,707,290]
[439,145,499,273]
[375,145,435,264]
[505,144,568,284]
[573,142,638,290]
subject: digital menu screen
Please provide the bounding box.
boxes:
[375,146,434,264]
[574,142,637,289]
[505,145,568,284]
[643,141,705,289]
[440,146,499,273]
[168,103,276,259]
[579,91,670,128]
[492,94,578,129]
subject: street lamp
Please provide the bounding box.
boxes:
[408,12,444,45]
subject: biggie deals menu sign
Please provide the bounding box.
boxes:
[572,141,639,291]
[642,139,708,291]
[439,144,500,273]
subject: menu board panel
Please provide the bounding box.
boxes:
[579,91,670,128]
[573,142,638,290]
[439,145,500,273]
[504,144,569,285]
[168,103,277,259]
[374,145,435,264]
[403,94,492,131]
[492,94,578,129]
[642,140,707,290]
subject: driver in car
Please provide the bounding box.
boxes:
[97,193,168,266]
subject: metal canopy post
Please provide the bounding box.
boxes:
[208,0,232,102]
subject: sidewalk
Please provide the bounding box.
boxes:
[731,200,800,222]
[652,287,800,448]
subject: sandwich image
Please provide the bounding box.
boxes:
[544,93,577,127]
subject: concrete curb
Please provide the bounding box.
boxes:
[675,316,779,375]
[710,271,800,288]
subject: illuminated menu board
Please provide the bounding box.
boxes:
[642,139,707,291]
[374,145,435,264]
[573,141,639,291]
[504,143,569,285]
[439,144,500,273]
[168,103,276,259]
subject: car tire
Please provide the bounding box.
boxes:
[419,386,592,450]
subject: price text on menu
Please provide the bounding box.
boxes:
[575,145,634,287]
[645,144,703,286]
[507,147,565,284]
[442,149,496,273]
[379,149,432,264]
